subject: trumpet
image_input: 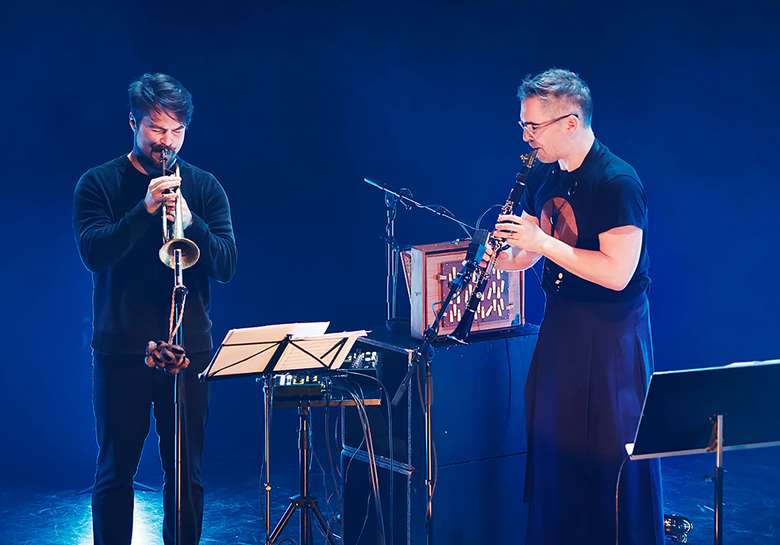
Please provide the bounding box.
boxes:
[449,149,538,342]
[159,148,200,269]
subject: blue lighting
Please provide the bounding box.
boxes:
[76,492,162,545]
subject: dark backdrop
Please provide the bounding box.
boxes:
[1,1,778,487]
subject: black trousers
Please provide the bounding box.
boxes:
[91,351,209,545]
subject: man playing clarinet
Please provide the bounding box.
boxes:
[489,68,663,545]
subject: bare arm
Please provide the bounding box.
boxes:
[495,213,643,291]
[539,225,643,291]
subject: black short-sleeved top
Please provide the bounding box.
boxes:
[519,139,650,302]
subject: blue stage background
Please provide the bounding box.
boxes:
[1,1,778,491]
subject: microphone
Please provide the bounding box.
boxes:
[451,229,489,290]
[465,229,489,263]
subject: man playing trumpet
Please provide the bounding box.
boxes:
[73,72,237,545]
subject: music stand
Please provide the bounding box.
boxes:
[626,359,780,545]
[200,322,367,545]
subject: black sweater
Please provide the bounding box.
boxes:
[73,155,236,355]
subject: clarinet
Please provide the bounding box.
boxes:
[449,149,538,342]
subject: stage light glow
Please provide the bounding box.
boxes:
[77,492,162,545]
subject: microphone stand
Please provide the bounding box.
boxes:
[160,149,188,545]
[364,178,476,234]
[172,248,187,545]
[365,177,477,333]
[390,231,488,545]
[384,191,400,329]
[364,176,486,545]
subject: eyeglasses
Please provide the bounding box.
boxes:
[517,113,578,135]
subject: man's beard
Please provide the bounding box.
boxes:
[132,142,179,177]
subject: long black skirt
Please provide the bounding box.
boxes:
[524,293,663,545]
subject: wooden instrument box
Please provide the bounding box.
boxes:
[401,240,525,339]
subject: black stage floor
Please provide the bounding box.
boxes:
[1,450,778,544]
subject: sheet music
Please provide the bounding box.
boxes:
[223,322,329,345]
[281,330,369,370]
[202,323,366,378]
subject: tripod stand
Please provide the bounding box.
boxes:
[267,401,337,545]
[199,323,367,545]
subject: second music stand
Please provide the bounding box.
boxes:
[200,322,367,545]
[626,359,780,545]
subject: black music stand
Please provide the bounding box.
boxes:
[626,359,780,545]
[200,322,367,545]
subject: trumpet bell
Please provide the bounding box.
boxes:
[159,237,200,269]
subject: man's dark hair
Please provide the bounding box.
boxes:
[517,68,592,127]
[128,73,194,126]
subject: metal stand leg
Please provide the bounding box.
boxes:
[714,414,724,545]
[424,359,434,545]
[268,403,337,545]
[263,377,273,545]
[299,403,311,544]
[174,372,183,545]
[172,255,187,545]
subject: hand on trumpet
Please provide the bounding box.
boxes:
[145,340,190,375]
[144,174,181,216]
[163,192,193,230]
[144,175,193,229]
